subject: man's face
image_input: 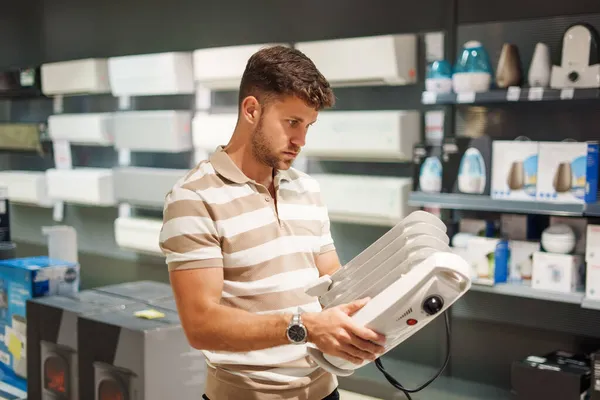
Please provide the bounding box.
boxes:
[251,96,318,170]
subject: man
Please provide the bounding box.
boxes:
[159,45,385,400]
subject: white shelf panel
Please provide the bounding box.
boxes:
[46,168,115,206]
[191,112,237,151]
[113,110,192,152]
[303,110,420,161]
[108,52,194,96]
[41,58,111,95]
[47,113,115,146]
[313,174,414,223]
[0,171,52,207]
[192,43,290,90]
[115,216,163,255]
[295,34,418,87]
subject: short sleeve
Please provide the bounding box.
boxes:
[318,190,336,254]
[159,186,223,271]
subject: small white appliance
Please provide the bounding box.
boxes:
[0,171,52,207]
[46,168,116,206]
[48,113,115,146]
[108,52,194,96]
[305,210,471,385]
[528,42,551,87]
[295,34,418,87]
[191,112,238,152]
[541,224,576,254]
[193,43,290,90]
[115,217,163,256]
[40,58,111,96]
[550,24,600,88]
[301,110,421,161]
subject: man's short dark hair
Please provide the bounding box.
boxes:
[239,45,335,110]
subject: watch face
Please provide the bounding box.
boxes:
[288,325,306,343]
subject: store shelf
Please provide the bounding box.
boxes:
[339,358,511,400]
[470,282,585,305]
[421,87,600,105]
[585,202,600,217]
[408,192,585,216]
[328,212,403,227]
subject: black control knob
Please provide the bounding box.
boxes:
[423,295,444,315]
[568,71,579,82]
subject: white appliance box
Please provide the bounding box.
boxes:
[115,217,163,255]
[303,110,420,160]
[294,34,418,87]
[46,168,115,206]
[113,110,192,152]
[193,43,290,90]
[0,171,52,207]
[192,112,237,151]
[108,52,195,96]
[312,174,414,222]
[47,113,115,145]
[41,58,111,95]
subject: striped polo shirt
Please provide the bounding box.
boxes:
[159,146,338,399]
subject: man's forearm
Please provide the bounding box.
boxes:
[187,303,293,352]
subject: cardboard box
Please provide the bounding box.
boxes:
[0,256,79,383]
[536,141,599,204]
[532,252,584,293]
[491,140,539,201]
[78,302,206,400]
[511,350,591,400]
[26,289,137,400]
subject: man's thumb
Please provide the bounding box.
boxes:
[341,297,370,315]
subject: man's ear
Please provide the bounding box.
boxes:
[241,96,261,125]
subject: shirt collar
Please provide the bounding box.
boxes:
[209,146,292,185]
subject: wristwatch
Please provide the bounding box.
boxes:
[286,312,308,344]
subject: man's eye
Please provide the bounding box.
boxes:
[288,120,298,127]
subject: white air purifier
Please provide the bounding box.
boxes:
[305,211,471,376]
[312,174,414,225]
[46,168,116,206]
[191,112,238,151]
[295,34,418,87]
[48,113,115,146]
[112,110,192,152]
[550,24,600,89]
[108,52,194,96]
[115,217,163,255]
[0,171,52,207]
[193,43,290,90]
[40,58,111,96]
[302,110,420,161]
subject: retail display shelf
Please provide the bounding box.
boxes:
[469,282,585,305]
[328,212,403,227]
[421,87,600,105]
[408,192,585,216]
[581,297,600,311]
[339,358,511,400]
[585,202,600,217]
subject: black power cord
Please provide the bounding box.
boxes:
[374,311,451,400]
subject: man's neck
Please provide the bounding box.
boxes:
[224,142,274,189]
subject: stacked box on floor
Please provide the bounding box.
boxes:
[27,289,137,400]
[77,302,206,400]
[0,256,80,391]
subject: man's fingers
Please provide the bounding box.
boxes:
[345,321,386,345]
[350,334,386,355]
[339,297,370,316]
[341,343,375,362]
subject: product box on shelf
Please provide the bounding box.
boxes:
[26,290,137,400]
[509,240,540,283]
[536,141,599,204]
[511,350,591,400]
[0,256,80,384]
[531,252,584,294]
[447,135,492,196]
[411,143,442,193]
[78,302,206,400]
[491,140,539,201]
[586,224,600,263]
[94,280,173,304]
[465,236,509,286]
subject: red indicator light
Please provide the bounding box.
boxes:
[407,318,418,326]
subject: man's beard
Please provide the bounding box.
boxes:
[251,117,297,169]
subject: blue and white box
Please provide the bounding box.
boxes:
[491,140,540,201]
[536,141,599,204]
[0,256,79,383]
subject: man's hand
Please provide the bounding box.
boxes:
[303,298,386,365]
